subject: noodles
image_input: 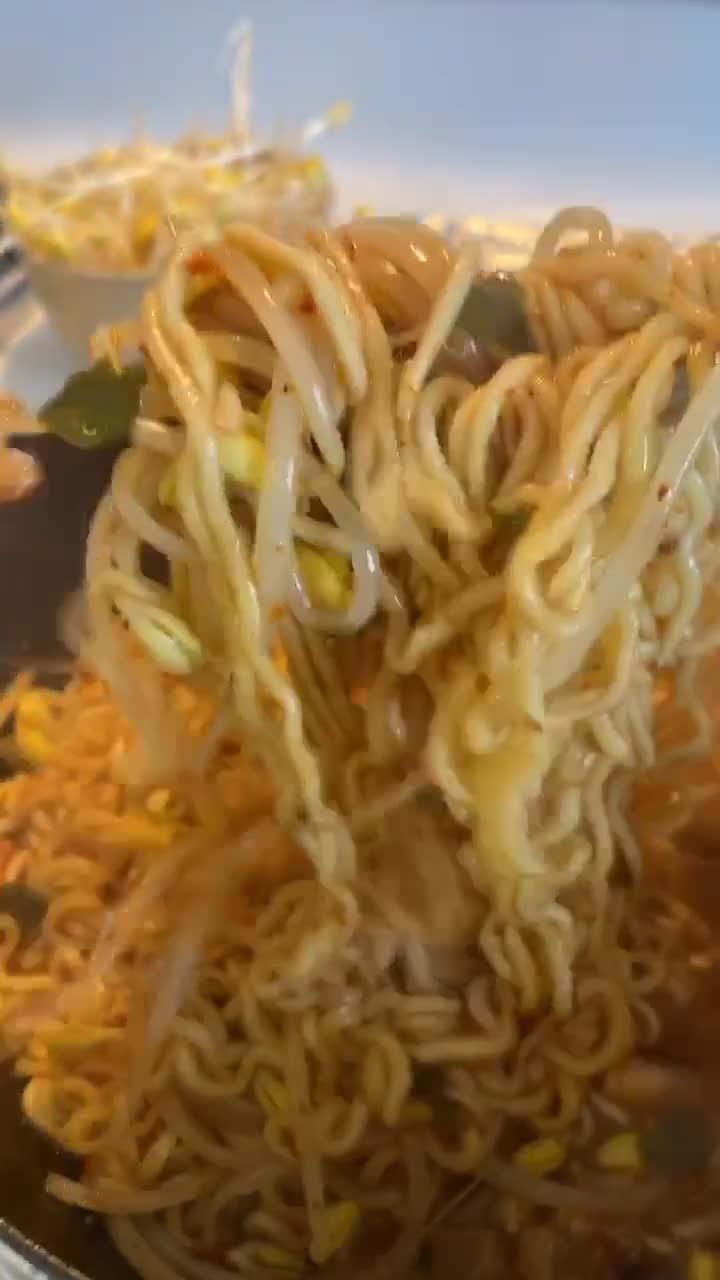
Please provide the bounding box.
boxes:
[254,385,304,622]
[2,206,720,1279]
[292,458,381,634]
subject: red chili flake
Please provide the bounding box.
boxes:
[271,640,289,676]
[299,296,316,315]
[187,250,215,275]
[657,483,669,501]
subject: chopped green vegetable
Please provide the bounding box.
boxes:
[40,361,146,449]
[454,273,537,357]
[0,882,48,934]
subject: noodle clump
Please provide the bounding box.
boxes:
[2,206,720,1278]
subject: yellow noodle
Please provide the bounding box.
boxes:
[1,207,720,1277]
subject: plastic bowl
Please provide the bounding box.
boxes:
[24,255,155,354]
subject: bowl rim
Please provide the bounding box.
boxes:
[0,1216,89,1280]
[23,251,158,287]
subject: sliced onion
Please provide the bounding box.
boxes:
[48,1172,206,1214]
[112,448,192,562]
[203,331,275,381]
[293,513,357,553]
[253,387,302,621]
[58,589,89,656]
[133,417,183,458]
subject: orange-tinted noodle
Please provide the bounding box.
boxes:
[1,208,720,1279]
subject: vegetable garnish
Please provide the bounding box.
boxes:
[40,361,146,449]
[452,272,537,357]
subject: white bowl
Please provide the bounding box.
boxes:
[24,255,154,354]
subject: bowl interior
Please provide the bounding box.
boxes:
[0,1072,132,1280]
[0,434,130,1279]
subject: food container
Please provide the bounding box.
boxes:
[24,256,154,353]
